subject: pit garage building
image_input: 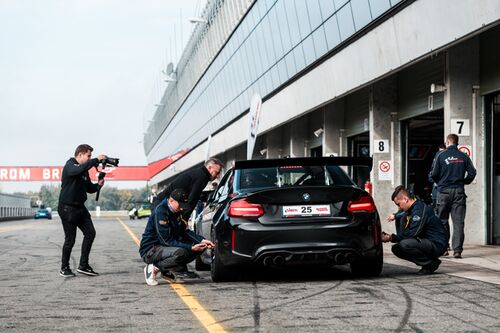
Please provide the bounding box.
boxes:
[143,0,500,245]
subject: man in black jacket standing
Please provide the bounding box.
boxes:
[431,134,476,258]
[58,144,105,278]
[152,157,223,218]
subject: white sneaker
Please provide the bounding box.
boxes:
[144,264,158,286]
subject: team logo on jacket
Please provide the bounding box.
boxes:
[412,215,421,222]
[302,193,311,201]
[445,156,464,165]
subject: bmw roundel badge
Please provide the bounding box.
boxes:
[302,193,311,201]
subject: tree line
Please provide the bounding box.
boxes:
[16,185,151,211]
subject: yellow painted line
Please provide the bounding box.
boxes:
[116,218,228,333]
[116,218,141,246]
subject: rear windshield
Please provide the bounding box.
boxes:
[235,165,355,191]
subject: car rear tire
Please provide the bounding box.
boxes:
[350,250,383,277]
[211,246,237,282]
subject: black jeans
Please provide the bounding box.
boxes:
[437,188,467,253]
[58,204,96,269]
[142,245,199,275]
[392,238,442,267]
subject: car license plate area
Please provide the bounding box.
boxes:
[282,205,331,218]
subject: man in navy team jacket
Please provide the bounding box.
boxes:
[382,185,448,275]
[431,133,476,258]
[139,188,214,285]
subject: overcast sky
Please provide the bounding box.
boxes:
[0,0,203,193]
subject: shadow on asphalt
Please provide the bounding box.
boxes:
[188,262,421,284]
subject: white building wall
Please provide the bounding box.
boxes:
[161,0,500,173]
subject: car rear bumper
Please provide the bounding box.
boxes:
[218,219,381,267]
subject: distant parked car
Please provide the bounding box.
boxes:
[35,208,52,220]
[137,204,152,219]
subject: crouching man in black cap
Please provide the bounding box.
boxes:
[139,188,214,285]
[382,185,448,275]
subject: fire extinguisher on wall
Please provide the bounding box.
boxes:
[364,180,372,196]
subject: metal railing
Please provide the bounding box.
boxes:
[0,193,37,221]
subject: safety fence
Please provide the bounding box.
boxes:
[0,193,36,221]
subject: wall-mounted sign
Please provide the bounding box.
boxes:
[458,145,471,157]
[451,119,470,136]
[378,160,392,181]
[247,93,262,160]
[374,140,389,153]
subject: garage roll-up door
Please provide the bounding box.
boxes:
[398,54,445,120]
[344,87,370,137]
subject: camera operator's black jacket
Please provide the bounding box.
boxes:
[59,157,100,207]
[153,166,211,217]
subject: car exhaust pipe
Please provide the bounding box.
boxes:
[334,253,345,264]
[263,256,273,267]
[345,252,354,263]
[273,255,285,266]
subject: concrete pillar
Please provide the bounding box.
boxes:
[281,124,292,157]
[444,37,483,244]
[324,100,345,156]
[290,117,308,157]
[370,76,400,233]
[303,110,323,156]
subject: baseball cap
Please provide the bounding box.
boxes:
[170,188,190,210]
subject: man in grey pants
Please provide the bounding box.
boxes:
[139,188,215,285]
[431,134,476,258]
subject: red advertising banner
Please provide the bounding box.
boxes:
[147,148,190,178]
[0,166,149,181]
[0,148,191,182]
[88,166,149,181]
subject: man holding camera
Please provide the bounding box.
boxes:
[58,144,105,278]
[382,185,448,275]
[139,188,215,285]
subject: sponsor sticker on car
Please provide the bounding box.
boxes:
[282,205,331,218]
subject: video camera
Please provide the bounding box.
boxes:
[95,156,120,201]
[101,156,119,168]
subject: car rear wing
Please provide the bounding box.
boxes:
[234,157,373,171]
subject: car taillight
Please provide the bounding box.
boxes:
[228,199,264,218]
[348,195,376,213]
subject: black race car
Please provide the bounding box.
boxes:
[194,157,382,282]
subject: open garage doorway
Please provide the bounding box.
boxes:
[348,132,370,188]
[402,110,444,205]
[310,145,323,157]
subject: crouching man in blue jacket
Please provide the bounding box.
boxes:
[139,188,214,285]
[382,185,448,275]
